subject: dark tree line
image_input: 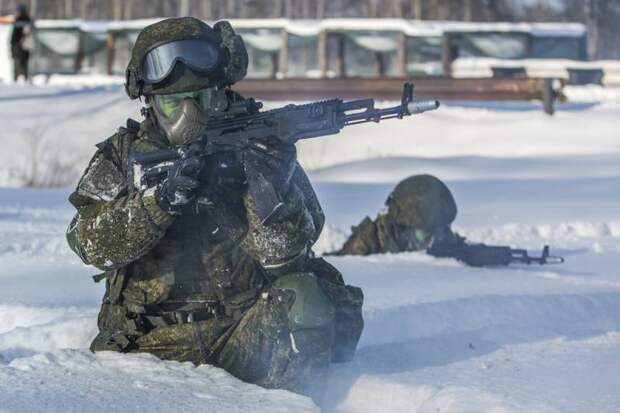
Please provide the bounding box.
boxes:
[1,0,618,59]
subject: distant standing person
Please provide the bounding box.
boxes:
[10,4,33,82]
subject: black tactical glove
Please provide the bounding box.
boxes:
[154,155,203,215]
[242,137,297,226]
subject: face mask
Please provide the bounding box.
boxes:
[152,89,224,146]
[391,224,434,251]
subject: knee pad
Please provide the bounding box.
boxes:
[272,272,335,331]
[272,272,335,354]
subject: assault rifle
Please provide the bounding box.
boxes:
[427,234,564,267]
[133,82,439,224]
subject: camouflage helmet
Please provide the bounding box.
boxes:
[385,174,457,229]
[125,17,248,99]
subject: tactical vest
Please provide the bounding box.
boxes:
[87,118,362,363]
[92,118,263,349]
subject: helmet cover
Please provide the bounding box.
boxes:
[125,17,248,99]
[385,174,457,229]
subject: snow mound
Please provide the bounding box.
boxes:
[333,377,536,413]
[0,304,98,366]
[308,154,620,183]
[313,224,349,255]
[330,332,620,413]
[0,304,94,335]
[1,82,620,412]
[1,84,620,186]
[456,220,620,251]
[1,349,318,413]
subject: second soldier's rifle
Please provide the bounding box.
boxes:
[427,233,564,267]
[133,82,439,224]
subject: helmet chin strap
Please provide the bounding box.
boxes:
[152,97,209,146]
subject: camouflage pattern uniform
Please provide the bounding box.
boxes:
[66,17,363,402]
[332,174,457,256]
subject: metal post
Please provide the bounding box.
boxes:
[542,78,555,116]
[441,33,453,78]
[398,32,407,77]
[318,31,327,78]
[107,31,116,76]
[279,29,288,78]
[337,33,345,78]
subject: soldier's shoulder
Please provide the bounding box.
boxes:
[291,163,325,234]
[352,216,376,234]
[330,216,378,256]
[100,118,141,152]
[90,118,141,163]
[70,119,140,206]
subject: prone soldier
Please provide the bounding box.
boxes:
[331,174,563,266]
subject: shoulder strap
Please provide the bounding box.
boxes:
[118,118,141,193]
[126,118,141,133]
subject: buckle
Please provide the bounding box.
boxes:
[173,303,223,325]
[206,301,224,319]
[174,311,190,324]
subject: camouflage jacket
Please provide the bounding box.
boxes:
[331,214,439,256]
[67,116,325,311]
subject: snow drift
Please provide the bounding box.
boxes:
[0,81,619,412]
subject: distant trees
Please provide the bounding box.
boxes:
[0,0,618,59]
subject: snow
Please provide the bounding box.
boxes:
[0,80,619,412]
[1,83,619,187]
[2,350,319,413]
[224,18,585,38]
[0,24,12,83]
[452,57,620,85]
[3,18,585,38]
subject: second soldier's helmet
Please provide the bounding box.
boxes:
[385,174,457,230]
[125,17,248,99]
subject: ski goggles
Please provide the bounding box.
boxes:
[414,228,433,245]
[141,39,220,84]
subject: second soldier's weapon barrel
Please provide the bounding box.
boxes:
[427,240,565,267]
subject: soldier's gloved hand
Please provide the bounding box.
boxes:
[154,156,203,215]
[242,137,297,226]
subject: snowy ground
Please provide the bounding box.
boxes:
[0,81,619,187]
[0,82,619,412]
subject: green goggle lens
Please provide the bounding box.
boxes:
[414,229,431,244]
[154,90,211,120]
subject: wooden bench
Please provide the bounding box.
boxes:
[235,77,564,114]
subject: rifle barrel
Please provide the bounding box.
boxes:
[408,100,440,114]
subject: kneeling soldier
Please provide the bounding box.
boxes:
[66,17,363,402]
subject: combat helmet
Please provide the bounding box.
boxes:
[385,174,457,230]
[125,17,248,99]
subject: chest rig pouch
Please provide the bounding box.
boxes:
[123,119,259,312]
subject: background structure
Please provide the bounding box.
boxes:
[0,0,618,59]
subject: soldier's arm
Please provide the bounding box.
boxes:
[241,164,324,270]
[66,136,175,271]
[331,217,379,256]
